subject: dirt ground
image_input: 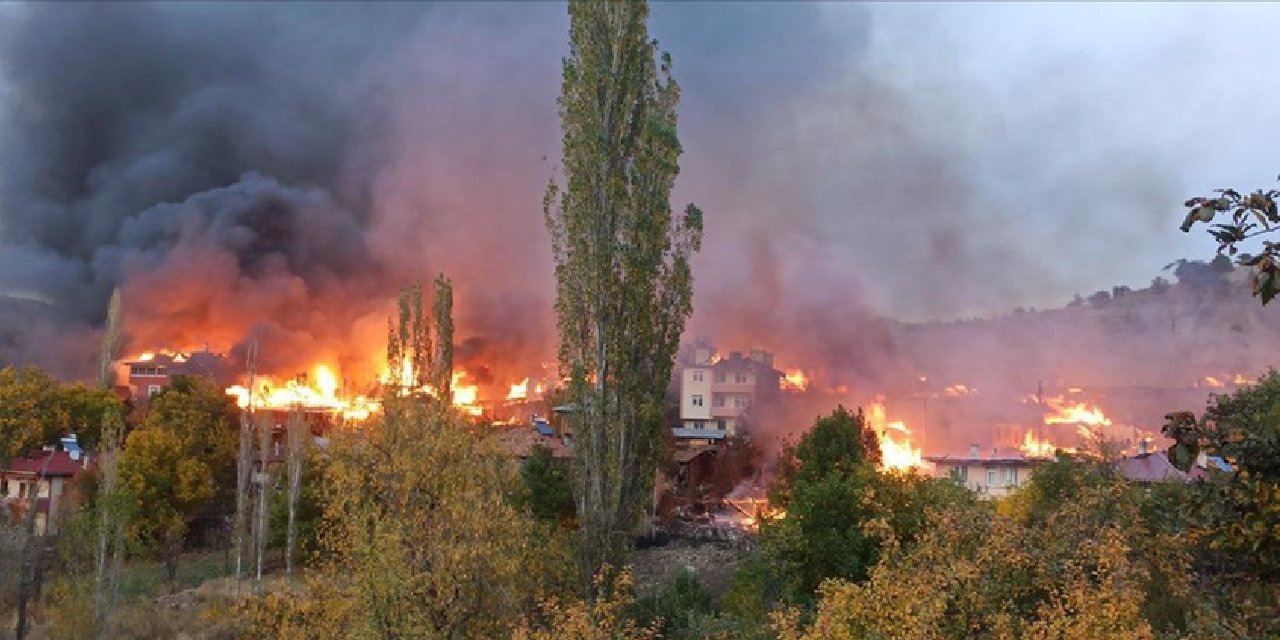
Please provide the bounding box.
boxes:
[629,540,751,597]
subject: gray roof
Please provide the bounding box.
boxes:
[671,427,729,440]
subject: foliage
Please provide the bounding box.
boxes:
[769,405,879,508]
[519,444,576,526]
[631,567,716,639]
[1176,369,1280,593]
[0,366,119,460]
[117,426,214,580]
[432,273,454,399]
[257,399,557,639]
[545,0,704,586]
[142,375,239,482]
[774,483,1192,640]
[1179,179,1280,304]
[1004,453,1115,526]
[762,406,930,605]
[513,569,660,640]
[269,449,327,561]
[386,283,431,391]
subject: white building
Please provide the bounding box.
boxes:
[926,446,1046,499]
[673,344,780,444]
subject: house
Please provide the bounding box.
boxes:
[926,446,1046,498]
[120,347,231,401]
[674,344,781,443]
[497,417,573,461]
[1114,447,1232,483]
[1,439,88,535]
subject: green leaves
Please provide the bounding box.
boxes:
[1178,180,1280,304]
[547,0,702,586]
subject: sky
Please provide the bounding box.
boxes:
[0,2,1276,376]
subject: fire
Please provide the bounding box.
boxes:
[1233,373,1250,385]
[1041,396,1111,427]
[942,383,978,397]
[1019,431,1069,458]
[507,378,530,401]
[1203,376,1224,388]
[866,399,925,472]
[782,369,809,392]
[724,497,785,530]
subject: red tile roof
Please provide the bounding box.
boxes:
[5,450,84,476]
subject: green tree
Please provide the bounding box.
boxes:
[1178,180,1280,304]
[0,367,118,461]
[769,406,880,508]
[142,375,239,478]
[1193,370,1280,581]
[544,0,703,588]
[761,407,883,604]
[117,426,214,582]
[386,283,431,391]
[519,444,576,526]
[432,273,454,400]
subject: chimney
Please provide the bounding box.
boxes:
[969,444,979,459]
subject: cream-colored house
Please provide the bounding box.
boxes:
[926,448,1046,498]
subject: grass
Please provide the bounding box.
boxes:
[114,550,232,601]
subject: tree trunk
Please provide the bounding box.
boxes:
[285,410,303,586]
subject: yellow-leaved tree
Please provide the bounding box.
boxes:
[775,483,1190,640]
[242,397,575,639]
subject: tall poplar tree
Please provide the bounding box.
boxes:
[545,0,703,587]
[432,273,454,401]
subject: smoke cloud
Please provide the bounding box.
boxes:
[0,2,1275,451]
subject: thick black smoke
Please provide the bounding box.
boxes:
[0,4,425,375]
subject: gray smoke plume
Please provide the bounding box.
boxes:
[0,1,1275,451]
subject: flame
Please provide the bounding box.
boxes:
[1019,431,1069,457]
[451,371,483,417]
[507,378,530,401]
[136,351,155,362]
[866,399,925,471]
[942,383,978,397]
[1041,396,1111,427]
[725,497,785,530]
[1203,376,1224,388]
[781,369,809,392]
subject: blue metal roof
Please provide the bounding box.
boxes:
[671,427,728,440]
[534,419,555,437]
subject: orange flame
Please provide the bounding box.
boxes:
[1203,376,1224,388]
[866,399,925,472]
[1041,396,1111,427]
[942,383,978,397]
[781,369,809,392]
[507,378,530,401]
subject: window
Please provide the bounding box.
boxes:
[1003,468,1018,486]
[148,385,162,397]
[714,373,726,383]
[716,419,727,430]
[691,371,704,383]
[714,395,725,407]
[0,479,8,496]
[734,372,749,384]
[987,469,998,487]
[951,465,968,482]
[18,483,27,499]
[733,395,748,408]
[691,394,704,407]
